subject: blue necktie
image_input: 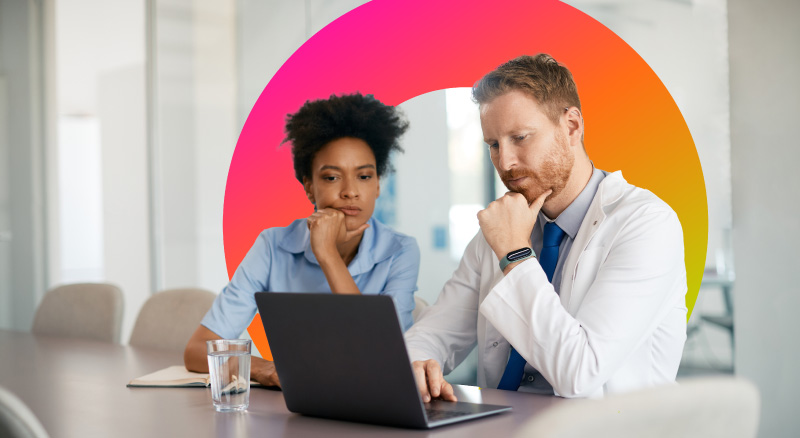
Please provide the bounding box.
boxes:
[497,221,565,391]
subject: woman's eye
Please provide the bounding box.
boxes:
[359,175,373,180]
[323,176,338,181]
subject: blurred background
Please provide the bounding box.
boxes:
[0,0,797,435]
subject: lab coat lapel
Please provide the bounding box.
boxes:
[560,171,627,313]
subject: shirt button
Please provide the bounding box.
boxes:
[492,341,499,347]
[528,376,535,382]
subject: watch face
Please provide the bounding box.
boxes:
[507,247,533,261]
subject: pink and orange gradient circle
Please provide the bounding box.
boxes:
[224,0,707,358]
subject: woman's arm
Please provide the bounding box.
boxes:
[307,208,369,295]
[184,324,281,386]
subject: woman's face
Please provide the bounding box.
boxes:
[303,137,380,231]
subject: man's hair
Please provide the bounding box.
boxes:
[472,53,581,124]
[284,93,409,183]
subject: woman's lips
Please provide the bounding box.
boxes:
[338,207,361,216]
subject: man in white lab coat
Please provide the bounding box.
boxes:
[405,54,687,400]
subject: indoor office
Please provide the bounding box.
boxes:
[0,0,797,437]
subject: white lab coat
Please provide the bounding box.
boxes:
[405,171,688,398]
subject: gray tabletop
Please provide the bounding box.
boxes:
[0,329,567,437]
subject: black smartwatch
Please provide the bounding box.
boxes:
[499,247,535,271]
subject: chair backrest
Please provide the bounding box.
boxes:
[31,283,124,343]
[515,377,760,438]
[0,387,50,438]
[412,296,429,323]
[129,288,216,351]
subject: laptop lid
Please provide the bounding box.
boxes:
[255,293,429,428]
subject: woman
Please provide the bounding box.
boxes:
[184,93,420,387]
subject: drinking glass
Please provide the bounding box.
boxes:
[207,339,251,412]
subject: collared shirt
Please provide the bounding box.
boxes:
[519,165,607,394]
[201,217,420,340]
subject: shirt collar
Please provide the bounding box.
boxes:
[538,164,607,240]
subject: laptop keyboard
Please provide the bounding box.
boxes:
[425,408,474,422]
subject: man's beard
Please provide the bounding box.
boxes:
[499,130,574,204]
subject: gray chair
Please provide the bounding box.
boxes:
[31,283,124,343]
[412,296,429,323]
[129,288,216,351]
[0,387,50,438]
[515,377,760,438]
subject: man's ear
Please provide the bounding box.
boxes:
[376,178,381,198]
[563,106,584,147]
[302,177,315,204]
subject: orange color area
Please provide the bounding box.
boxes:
[247,313,272,361]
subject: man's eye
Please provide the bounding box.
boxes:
[359,175,373,180]
[515,135,528,142]
[323,176,338,181]
[488,142,499,149]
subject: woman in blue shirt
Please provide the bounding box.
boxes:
[184,93,420,387]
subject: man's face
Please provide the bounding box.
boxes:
[303,137,380,231]
[480,90,575,204]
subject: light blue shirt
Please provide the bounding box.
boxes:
[202,217,420,339]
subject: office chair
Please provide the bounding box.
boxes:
[516,377,760,438]
[129,288,216,351]
[31,283,124,343]
[412,296,429,323]
[0,387,50,438]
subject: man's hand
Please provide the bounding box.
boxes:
[411,359,457,402]
[307,208,369,259]
[477,190,551,261]
[251,357,281,387]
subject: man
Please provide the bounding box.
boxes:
[405,54,687,400]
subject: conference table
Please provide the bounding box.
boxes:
[0,329,568,437]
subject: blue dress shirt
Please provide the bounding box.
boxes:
[201,216,420,339]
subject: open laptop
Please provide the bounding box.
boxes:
[255,292,511,429]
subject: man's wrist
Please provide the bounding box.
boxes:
[499,246,535,273]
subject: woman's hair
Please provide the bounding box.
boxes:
[284,93,409,183]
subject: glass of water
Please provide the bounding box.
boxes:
[207,339,251,412]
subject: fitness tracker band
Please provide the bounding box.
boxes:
[499,247,535,271]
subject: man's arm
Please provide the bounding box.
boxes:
[184,324,280,387]
[481,208,686,397]
[404,231,486,401]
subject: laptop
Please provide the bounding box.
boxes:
[255,292,511,429]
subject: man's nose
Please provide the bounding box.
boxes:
[497,142,518,171]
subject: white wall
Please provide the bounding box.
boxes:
[51,0,148,342]
[395,91,457,305]
[155,0,237,294]
[98,65,150,343]
[729,0,800,436]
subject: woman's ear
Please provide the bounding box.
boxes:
[376,179,381,198]
[302,177,315,204]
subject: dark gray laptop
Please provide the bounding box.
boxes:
[255,292,511,429]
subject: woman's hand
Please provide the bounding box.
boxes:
[251,357,281,387]
[307,208,368,261]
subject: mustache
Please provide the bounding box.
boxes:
[499,169,536,182]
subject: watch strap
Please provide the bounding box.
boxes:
[499,247,535,271]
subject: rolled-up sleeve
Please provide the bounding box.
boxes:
[201,231,272,339]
